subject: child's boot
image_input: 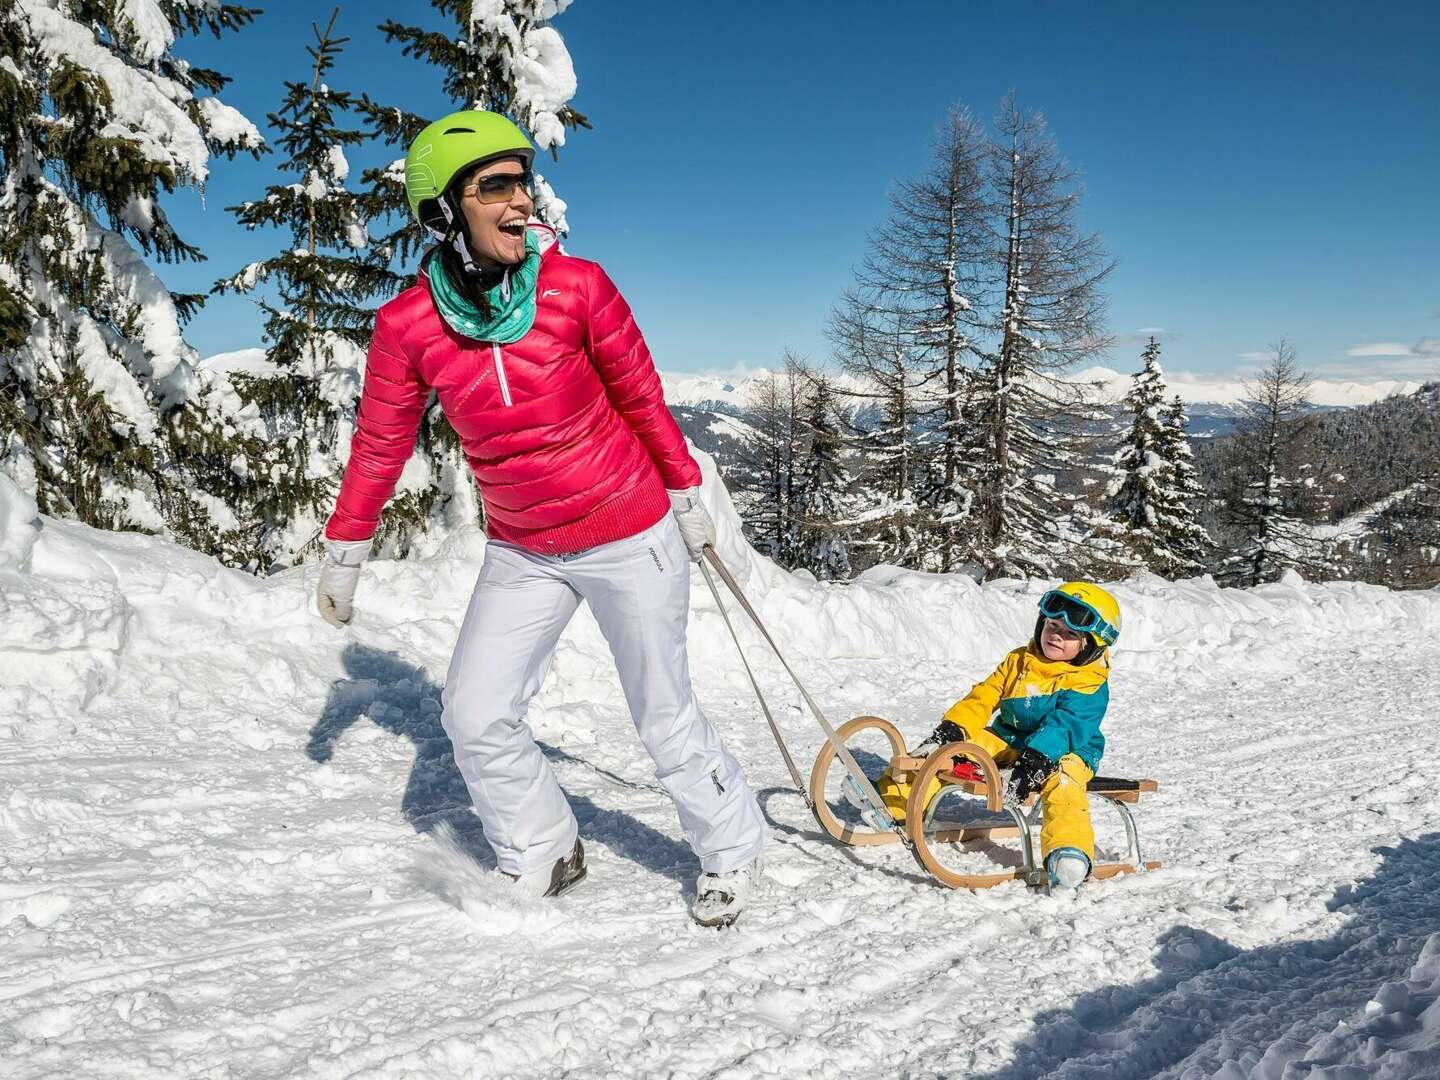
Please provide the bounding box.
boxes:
[1045,846,1090,896]
[842,773,894,829]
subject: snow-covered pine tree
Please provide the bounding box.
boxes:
[1215,341,1323,586]
[850,106,988,570]
[964,96,1114,579]
[1156,391,1214,571]
[1364,482,1440,588]
[211,10,393,572]
[794,372,852,580]
[0,0,262,539]
[345,0,588,554]
[1099,338,1211,576]
[736,357,808,565]
[827,290,933,570]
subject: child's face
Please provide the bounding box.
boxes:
[1040,617,1085,662]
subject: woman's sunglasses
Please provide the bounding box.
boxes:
[467,170,536,204]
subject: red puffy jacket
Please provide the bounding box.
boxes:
[325,227,701,554]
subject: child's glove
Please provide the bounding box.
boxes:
[913,720,984,781]
[1006,748,1057,803]
[912,719,969,759]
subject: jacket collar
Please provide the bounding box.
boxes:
[1024,642,1110,675]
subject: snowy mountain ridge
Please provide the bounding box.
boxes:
[202,349,1424,411]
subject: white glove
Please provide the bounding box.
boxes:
[667,487,716,562]
[317,538,372,627]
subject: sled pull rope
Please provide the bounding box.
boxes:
[696,556,810,801]
[698,545,904,837]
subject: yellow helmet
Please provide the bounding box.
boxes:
[1038,582,1121,649]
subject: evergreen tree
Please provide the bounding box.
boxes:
[827,291,933,570]
[347,0,589,554]
[1156,392,1214,570]
[736,358,808,564]
[964,96,1114,579]
[212,10,393,571]
[1215,341,1323,585]
[0,0,262,541]
[1363,482,1440,588]
[1100,338,1211,575]
[850,106,988,570]
[794,373,853,580]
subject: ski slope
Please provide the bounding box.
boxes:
[4,461,1440,1079]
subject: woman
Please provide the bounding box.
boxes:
[315,110,766,927]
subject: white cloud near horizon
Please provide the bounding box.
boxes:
[1116,327,1176,347]
[1346,338,1440,358]
[1346,342,1414,357]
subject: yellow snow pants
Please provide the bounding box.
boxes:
[874,726,1096,860]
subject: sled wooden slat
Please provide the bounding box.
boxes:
[823,822,1021,847]
[940,774,1159,803]
[1091,860,1163,880]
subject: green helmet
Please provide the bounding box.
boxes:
[404,110,535,235]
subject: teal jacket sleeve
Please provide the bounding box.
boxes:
[1025,682,1109,764]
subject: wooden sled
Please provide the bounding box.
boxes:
[808,715,1161,890]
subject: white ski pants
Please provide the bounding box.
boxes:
[440,514,767,876]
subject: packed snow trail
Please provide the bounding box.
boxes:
[3,467,1440,1079]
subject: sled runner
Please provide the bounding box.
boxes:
[808,715,1161,889]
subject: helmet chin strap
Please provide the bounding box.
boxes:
[436,195,481,276]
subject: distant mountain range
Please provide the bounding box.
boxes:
[657,365,1421,446]
[201,348,1422,448]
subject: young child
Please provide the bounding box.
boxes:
[874,581,1121,891]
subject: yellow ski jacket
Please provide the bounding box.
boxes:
[942,644,1109,769]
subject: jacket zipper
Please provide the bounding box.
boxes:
[491,342,513,407]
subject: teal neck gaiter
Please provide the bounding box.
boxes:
[427,231,541,344]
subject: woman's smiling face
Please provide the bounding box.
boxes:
[457,156,534,267]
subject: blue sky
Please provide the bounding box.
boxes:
[167,1,1440,382]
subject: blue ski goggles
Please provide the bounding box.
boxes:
[1038,589,1118,646]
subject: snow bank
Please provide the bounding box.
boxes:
[1,445,1434,758]
[3,449,1436,702]
[0,472,40,572]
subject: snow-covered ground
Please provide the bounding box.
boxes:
[4,460,1440,1079]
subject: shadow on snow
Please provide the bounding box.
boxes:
[306,642,699,886]
[965,832,1440,1079]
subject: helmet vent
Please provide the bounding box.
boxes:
[443,127,475,134]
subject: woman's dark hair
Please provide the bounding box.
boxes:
[437,239,496,317]
[434,164,503,315]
